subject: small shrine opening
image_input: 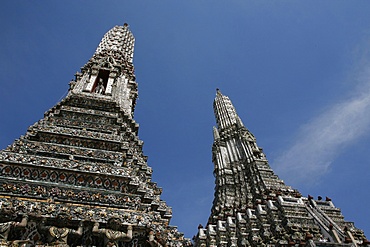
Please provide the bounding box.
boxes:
[92,69,110,94]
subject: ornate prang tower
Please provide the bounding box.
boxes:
[0,24,190,247]
[193,89,369,247]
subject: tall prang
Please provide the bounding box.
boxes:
[0,24,191,247]
[193,89,369,247]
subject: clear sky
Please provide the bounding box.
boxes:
[1,1,370,239]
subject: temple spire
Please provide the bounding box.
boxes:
[195,90,367,247]
[0,23,190,246]
[69,24,137,118]
[213,89,242,130]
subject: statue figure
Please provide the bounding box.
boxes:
[40,213,83,247]
[92,218,132,247]
[0,202,28,247]
[94,78,105,94]
[147,231,163,247]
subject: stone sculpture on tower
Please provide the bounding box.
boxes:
[0,23,190,247]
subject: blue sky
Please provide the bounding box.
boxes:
[1,1,370,239]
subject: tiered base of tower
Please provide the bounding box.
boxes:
[0,93,190,246]
[195,192,368,246]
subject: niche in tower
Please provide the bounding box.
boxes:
[92,69,110,94]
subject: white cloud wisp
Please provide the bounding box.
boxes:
[273,70,370,186]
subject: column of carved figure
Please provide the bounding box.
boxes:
[17,212,171,247]
[92,217,132,247]
[227,137,241,212]
[32,214,137,247]
[249,163,265,204]
[147,231,167,247]
[239,138,258,208]
[0,203,29,247]
[240,165,254,210]
[220,140,236,218]
[234,137,249,211]
[39,213,83,247]
[232,169,242,210]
